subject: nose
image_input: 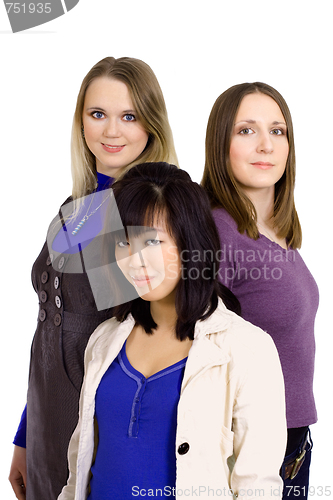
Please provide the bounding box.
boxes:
[128,249,147,269]
[257,131,273,154]
[104,117,121,138]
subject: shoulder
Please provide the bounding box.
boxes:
[205,301,279,365]
[83,317,125,363]
[226,311,276,357]
[212,208,238,231]
[89,316,121,341]
[212,209,240,245]
[60,196,73,208]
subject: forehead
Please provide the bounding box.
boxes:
[235,93,285,123]
[129,216,169,235]
[84,77,133,109]
[121,214,174,243]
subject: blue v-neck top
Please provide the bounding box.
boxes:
[88,341,187,499]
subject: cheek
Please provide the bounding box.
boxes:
[282,143,289,164]
[132,126,149,149]
[115,251,129,274]
[165,245,180,263]
[82,116,94,137]
[166,263,181,282]
[229,139,247,171]
[82,121,101,153]
[116,258,125,274]
[164,252,181,280]
[274,140,289,174]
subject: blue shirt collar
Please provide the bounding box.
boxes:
[96,171,114,191]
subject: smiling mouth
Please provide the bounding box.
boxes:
[130,275,154,281]
[130,275,155,288]
[101,144,125,152]
[251,162,274,169]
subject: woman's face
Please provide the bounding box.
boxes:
[115,219,181,303]
[229,92,289,197]
[82,77,149,179]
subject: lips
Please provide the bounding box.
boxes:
[251,161,274,170]
[130,275,155,288]
[101,143,125,153]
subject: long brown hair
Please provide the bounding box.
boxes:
[201,82,302,248]
[71,57,178,200]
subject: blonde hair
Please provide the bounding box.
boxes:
[201,82,302,249]
[71,57,178,200]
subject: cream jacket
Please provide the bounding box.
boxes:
[58,300,286,500]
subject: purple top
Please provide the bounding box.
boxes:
[213,208,319,428]
[13,172,114,448]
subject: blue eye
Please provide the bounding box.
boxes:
[123,114,136,122]
[92,111,104,119]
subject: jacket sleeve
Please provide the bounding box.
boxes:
[230,331,287,500]
[57,418,81,500]
[57,338,97,500]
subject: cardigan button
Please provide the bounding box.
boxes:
[58,256,65,270]
[55,296,62,309]
[54,313,62,327]
[40,290,48,303]
[46,254,53,266]
[54,276,60,289]
[39,309,47,322]
[178,442,190,455]
[41,271,49,284]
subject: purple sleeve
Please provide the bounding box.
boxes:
[13,404,27,448]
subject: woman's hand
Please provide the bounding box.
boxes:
[9,445,26,500]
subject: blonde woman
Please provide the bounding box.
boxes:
[9,57,177,500]
[202,82,318,500]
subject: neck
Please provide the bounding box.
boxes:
[243,186,288,248]
[96,164,125,180]
[243,186,275,226]
[149,295,178,335]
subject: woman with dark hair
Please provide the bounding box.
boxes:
[59,162,286,500]
[9,57,177,500]
[202,83,319,500]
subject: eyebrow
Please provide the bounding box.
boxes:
[139,227,166,234]
[125,227,166,236]
[85,107,136,114]
[234,119,286,126]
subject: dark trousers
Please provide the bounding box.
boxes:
[281,429,313,500]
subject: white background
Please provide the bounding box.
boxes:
[1,0,332,497]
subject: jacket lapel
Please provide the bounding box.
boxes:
[84,315,135,396]
[181,300,232,393]
[84,299,233,397]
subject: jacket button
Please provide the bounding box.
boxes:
[40,290,48,303]
[41,271,49,284]
[39,309,47,322]
[178,442,190,455]
[54,313,62,326]
[54,276,60,289]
